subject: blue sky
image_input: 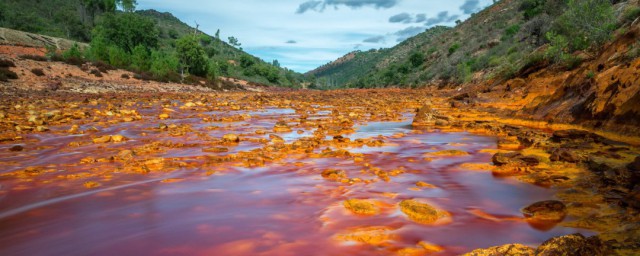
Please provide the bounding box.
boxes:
[137,0,493,73]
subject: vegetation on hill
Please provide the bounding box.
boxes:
[309,0,640,89]
[0,0,304,88]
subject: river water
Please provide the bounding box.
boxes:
[0,105,590,255]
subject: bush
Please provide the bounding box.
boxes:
[31,68,45,76]
[448,43,461,56]
[63,43,83,60]
[20,55,47,62]
[503,24,521,40]
[0,59,15,68]
[545,32,569,63]
[108,46,130,68]
[0,68,18,81]
[131,45,150,72]
[150,50,180,80]
[90,69,103,77]
[622,5,640,24]
[553,0,616,52]
[409,51,425,67]
[93,61,114,73]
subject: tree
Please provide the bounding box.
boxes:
[215,29,220,39]
[228,36,241,48]
[116,0,137,12]
[176,36,208,77]
[272,59,281,67]
[409,52,425,67]
[93,13,159,53]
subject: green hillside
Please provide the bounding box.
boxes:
[308,0,640,89]
[0,0,305,88]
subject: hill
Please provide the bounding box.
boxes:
[0,0,304,88]
[309,0,640,89]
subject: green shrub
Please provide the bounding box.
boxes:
[545,32,569,63]
[131,45,150,72]
[504,24,521,39]
[108,46,130,68]
[553,0,616,52]
[519,0,545,20]
[448,43,461,56]
[150,50,179,79]
[63,43,83,60]
[623,5,640,24]
[456,62,473,83]
[207,61,219,80]
[409,51,425,67]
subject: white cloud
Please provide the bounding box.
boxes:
[136,0,493,72]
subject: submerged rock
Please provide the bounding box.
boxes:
[321,169,347,180]
[522,200,567,222]
[535,233,607,256]
[334,226,393,246]
[343,199,379,215]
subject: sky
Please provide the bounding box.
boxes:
[137,0,494,73]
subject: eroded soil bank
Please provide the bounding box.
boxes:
[0,90,638,255]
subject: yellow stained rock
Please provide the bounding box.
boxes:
[335,226,394,246]
[343,199,380,215]
[83,181,101,188]
[223,133,240,143]
[427,149,469,156]
[111,135,127,143]
[321,169,347,180]
[203,147,229,153]
[92,135,111,144]
[399,199,450,224]
[158,113,170,120]
[416,181,437,188]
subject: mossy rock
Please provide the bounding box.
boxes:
[399,199,449,224]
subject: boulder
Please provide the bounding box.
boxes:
[492,152,540,167]
[522,200,567,222]
[535,234,608,256]
[412,102,438,127]
[399,199,449,224]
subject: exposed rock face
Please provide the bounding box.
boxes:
[491,152,541,167]
[463,244,535,256]
[535,234,608,256]
[522,200,567,222]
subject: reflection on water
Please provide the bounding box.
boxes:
[0,107,591,256]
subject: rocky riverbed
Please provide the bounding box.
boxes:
[0,89,638,255]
